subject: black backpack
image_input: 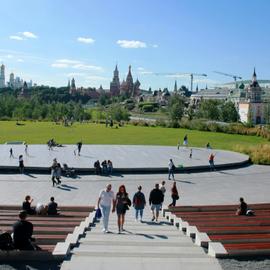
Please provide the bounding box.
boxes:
[0,232,14,250]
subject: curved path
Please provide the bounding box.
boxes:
[0,144,249,173]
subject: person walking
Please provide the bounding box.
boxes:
[189,148,193,159]
[56,163,62,185]
[159,181,166,195]
[168,159,175,180]
[97,184,115,233]
[149,183,164,223]
[115,185,131,233]
[183,134,188,147]
[133,186,146,222]
[209,153,216,171]
[19,155,24,174]
[24,143,28,155]
[51,158,60,187]
[9,148,14,158]
[169,182,179,207]
[77,141,82,156]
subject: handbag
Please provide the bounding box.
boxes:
[95,208,102,219]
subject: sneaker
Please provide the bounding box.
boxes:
[151,217,155,222]
[105,230,109,233]
[102,228,106,233]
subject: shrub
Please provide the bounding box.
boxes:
[234,144,270,165]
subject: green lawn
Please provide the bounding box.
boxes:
[0,121,268,152]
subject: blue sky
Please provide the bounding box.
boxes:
[1,0,270,90]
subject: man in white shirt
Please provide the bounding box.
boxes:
[97,184,115,233]
[159,181,166,195]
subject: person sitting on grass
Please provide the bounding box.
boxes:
[22,195,36,215]
[47,197,59,215]
[13,210,36,250]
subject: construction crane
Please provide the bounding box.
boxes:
[154,73,207,92]
[213,71,242,88]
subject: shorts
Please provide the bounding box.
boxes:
[151,204,162,212]
[116,205,126,216]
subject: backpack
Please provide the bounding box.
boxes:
[134,193,143,206]
[0,232,14,250]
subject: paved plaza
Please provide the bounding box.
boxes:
[0,144,249,170]
[0,165,269,207]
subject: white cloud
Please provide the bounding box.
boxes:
[137,67,145,71]
[66,72,86,77]
[17,59,24,62]
[51,59,103,71]
[117,40,147,48]
[152,44,158,48]
[6,54,14,59]
[9,35,24,41]
[139,71,154,75]
[56,59,81,65]
[22,31,38,39]
[51,63,69,68]
[77,37,95,44]
[73,64,102,71]
[86,75,108,81]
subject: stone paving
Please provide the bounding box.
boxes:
[0,165,269,207]
[0,144,249,169]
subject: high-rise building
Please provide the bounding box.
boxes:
[9,73,15,89]
[0,64,5,88]
[174,80,178,92]
[69,78,76,94]
[110,65,120,96]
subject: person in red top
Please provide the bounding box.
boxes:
[169,182,179,207]
[209,153,215,171]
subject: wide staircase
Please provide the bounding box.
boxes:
[61,208,222,270]
[0,205,94,261]
[166,203,270,257]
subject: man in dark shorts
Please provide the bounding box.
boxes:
[13,211,36,250]
[149,183,164,222]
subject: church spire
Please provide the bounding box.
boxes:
[174,80,177,92]
[252,67,257,81]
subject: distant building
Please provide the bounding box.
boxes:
[69,78,76,94]
[9,73,15,89]
[120,65,141,97]
[19,81,30,99]
[0,64,5,88]
[238,69,266,124]
[110,65,120,96]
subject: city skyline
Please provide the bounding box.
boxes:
[1,0,270,90]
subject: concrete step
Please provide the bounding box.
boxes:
[61,256,223,270]
[71,244,206,256]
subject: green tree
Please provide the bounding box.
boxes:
[220,101,239,122]
[168,95,185,123]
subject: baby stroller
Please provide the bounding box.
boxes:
[62,163,76,177]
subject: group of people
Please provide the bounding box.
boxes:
[97,181,179,234]
[94,160,113,175]
[22,195,59,216]
[2,196,60,251]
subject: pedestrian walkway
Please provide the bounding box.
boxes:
[0,144,249,174]
[61,208,222,270]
